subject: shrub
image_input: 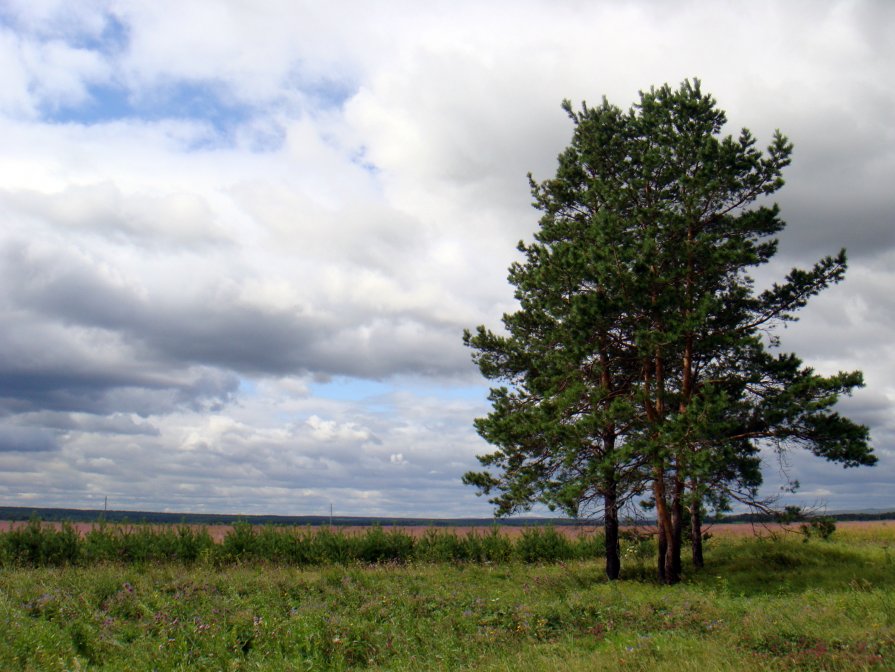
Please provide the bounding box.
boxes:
[313,528,355,564]
[173,524,215,561]
[82,522,118,562]
[515,527,574,563]
[572,531,606,560]
[2,517,81,566]
[356,526,414,564]
[114,525,161,563]
[800,517,837,542]
[415,529,467,562]
[462,528,512,563]
[220,521,257,561]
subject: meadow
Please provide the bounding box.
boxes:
[0,520,892,670]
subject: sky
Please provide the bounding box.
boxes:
[0,0,892,518]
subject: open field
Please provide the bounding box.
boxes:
[0,523,893,670]
[2,518,891,542]
[0,521,605,542]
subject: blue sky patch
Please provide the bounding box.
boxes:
[71,12,129,55]
[0,7,128,55]
[283,63,356,111]
[44,79,260,147]
[312,376,488,406]
[311,377,393,402]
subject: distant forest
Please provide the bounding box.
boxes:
[1,506,893,527]
[0,506,571,527]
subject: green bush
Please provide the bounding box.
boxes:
[172,524,215,561]
[220,520,258,561]
[800,516,837,542]
[1,517,81,566]
[356,526,415,563]
[82,521,118,562]
[254,524,296,562]
[114,524,162,563]
[415,529,468,562]
[477,527,514,563]
[515,527,574,563]
[0,517,615,568]
[312,527,355,564]
[571,531,606,560]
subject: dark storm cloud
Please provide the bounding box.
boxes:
[738,61,895,266]
[0,364,240,418]
[1,233,472,390]
[1,238,144,331]
[777,154,895,263]
[0,311,240,417]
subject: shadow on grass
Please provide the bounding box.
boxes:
[688,538,895,596]
[611,536,894,597]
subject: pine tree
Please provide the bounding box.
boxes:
[465,80,875,584]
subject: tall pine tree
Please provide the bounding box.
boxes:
[465,80,875,584]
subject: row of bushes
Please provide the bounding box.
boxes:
[0,518,610,567]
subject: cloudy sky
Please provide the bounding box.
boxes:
[0,0,892,518]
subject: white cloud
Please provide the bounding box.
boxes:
[21,38,111,107]
[2,182,226,246]
[305,415,370,443]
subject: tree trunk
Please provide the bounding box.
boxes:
[604,484,621,580]
[690,488,704,569]
[657,515,667,584]
[670,473,684,579]
[653,469,678,584]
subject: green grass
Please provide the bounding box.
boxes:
[0,526,892,670]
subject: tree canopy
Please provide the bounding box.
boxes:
[464,79,875,584]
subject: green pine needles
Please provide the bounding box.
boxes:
[463,79,876,584]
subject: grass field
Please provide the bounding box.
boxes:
[0,523,892,671]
